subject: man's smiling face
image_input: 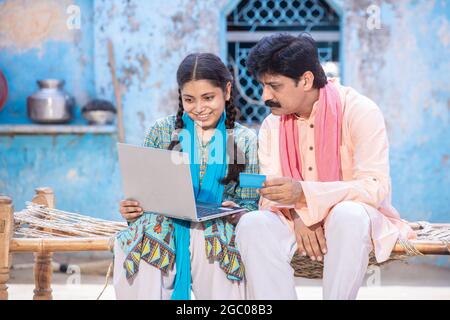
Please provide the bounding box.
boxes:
[259,73,306,116]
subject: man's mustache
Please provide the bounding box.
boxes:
[264,100,281,108]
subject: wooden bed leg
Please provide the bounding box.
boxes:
[32,187,55,209]
[0,195,14,300]
[32,187,55,300]
[33,252,53,300]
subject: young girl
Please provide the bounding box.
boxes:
[113,53,259,300]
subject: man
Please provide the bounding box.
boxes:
[235,33,415,300]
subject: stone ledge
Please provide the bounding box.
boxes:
[0,124,117,135]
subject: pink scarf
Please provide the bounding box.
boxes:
[279,81,343,182]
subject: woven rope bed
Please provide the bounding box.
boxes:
[1,187,449,299]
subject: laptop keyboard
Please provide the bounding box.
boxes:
[196,203,235,218]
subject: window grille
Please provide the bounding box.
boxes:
[226,0,340,124]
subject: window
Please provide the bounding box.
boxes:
[226,0,341,124]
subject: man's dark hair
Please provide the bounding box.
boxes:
[246,33,327,88]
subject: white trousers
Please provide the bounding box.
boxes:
[235,201,373,300]
[113,222,246,300]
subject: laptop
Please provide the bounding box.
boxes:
[117,143,248,222]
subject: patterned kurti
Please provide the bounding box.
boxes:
[116,115,259,282]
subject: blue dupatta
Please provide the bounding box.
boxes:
[171,112,227,300]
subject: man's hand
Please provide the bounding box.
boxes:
[222,201,247,225]
[258,177,303,205]
[292,210,327,261]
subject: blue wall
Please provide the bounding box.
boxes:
[0,0,228,221]
[0,0,449,229]
[0,0,95,123]
[0,134,121,220]
[0,0,122,219]
[339,0,450,223]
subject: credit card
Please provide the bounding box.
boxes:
[239,173,266,188]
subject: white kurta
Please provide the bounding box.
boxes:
[236,81,415,299]
[257,81,415,263]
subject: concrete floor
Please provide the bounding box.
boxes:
[5,252,450,300]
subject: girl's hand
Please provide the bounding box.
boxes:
[222,201,239,208]
[119,199,143,222]
[222,201,246,225]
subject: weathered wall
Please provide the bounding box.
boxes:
[93,0,228,144]
[338,0,450,223]
[0,0,120,220]
[0,0,95,122]
[0,134,121,220]
[0,0,228,221]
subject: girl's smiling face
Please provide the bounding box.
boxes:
[181,79,231,130]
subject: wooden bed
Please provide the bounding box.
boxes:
[0,187,448,299]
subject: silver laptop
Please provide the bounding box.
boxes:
[117,143,247,222]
